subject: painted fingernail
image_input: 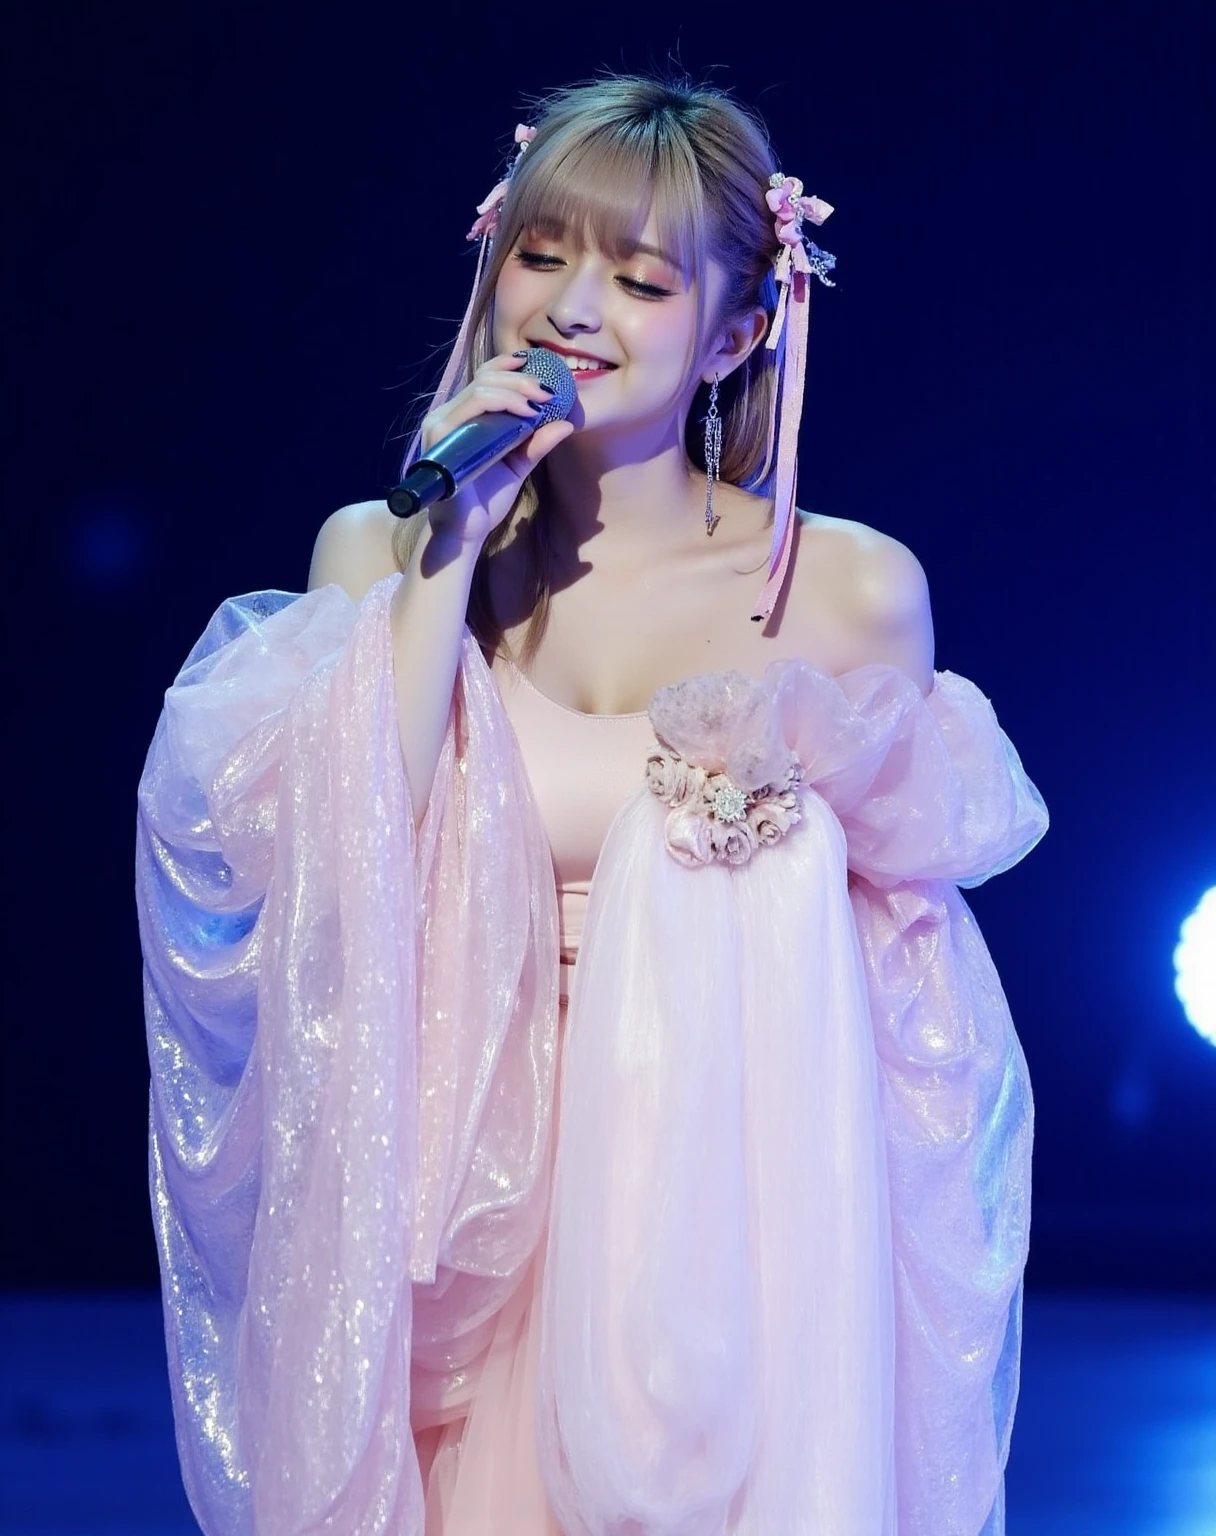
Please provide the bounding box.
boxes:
[511,349,528,358]
[528,399,546,412]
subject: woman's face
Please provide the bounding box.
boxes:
[492,205,727,451]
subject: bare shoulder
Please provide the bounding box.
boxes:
[788,511,935,692]
[308,499,403,601]
[794,510,928,615]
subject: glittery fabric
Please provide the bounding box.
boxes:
[138,587,1046,1536]
[137,578,558,1534]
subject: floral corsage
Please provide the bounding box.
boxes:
[645,671,803,868]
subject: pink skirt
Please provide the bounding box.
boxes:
[412,1244,561,1534]
[410,998,569,1535]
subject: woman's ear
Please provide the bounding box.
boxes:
[704,305,769,383]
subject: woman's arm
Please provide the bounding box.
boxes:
[386,524,482,823]
[308,499,478,823]
[308,355,572,822]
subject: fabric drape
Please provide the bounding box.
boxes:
[137,575,1046,1535]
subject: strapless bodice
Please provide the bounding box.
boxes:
[493,658,656,963]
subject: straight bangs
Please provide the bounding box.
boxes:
[497,122,711,350]
[505,133,701,275]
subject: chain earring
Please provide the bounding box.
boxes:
[703,374,722,536]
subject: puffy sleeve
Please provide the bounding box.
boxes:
[136,577,558,1535]
[775,662,1048,888]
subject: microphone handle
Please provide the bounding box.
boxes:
[388,411,536,518]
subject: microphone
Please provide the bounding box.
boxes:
[388,347,577,518]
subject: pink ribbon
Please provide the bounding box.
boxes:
[466,124,537,243]
[752,177,835,623]
[410,124,538,465]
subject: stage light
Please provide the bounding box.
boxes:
[1174,887,1216,1048]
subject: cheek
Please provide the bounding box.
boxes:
[623,302,699,378]
[493,264,524,313]
[490,266,541,340]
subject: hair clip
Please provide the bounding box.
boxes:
[467,124,537,242]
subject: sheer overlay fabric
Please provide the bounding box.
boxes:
[137,576,1046,1535]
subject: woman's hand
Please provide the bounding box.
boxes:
[420,352,574,549]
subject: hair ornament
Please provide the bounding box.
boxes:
[413,113,837,629]
[751,173,837,624]
[765,174,836,350]
[409,124,539,457]
[466,124,537,242]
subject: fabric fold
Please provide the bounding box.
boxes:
[852,876,1033,1536]
[773,661,1047,888]
[538,655,1045,1535]
[139,587,1045,1536]
[538,788,896,1535]
[138,578,559,1534]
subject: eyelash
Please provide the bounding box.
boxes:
[514,249,673,300]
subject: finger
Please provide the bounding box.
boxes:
[423,386,548,444]
[473,362,557,403]
[457,376,557,414]
[502,418,575,477]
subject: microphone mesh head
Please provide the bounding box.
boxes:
[521,347,577,424]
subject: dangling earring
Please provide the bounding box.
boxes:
[703,374,722,536]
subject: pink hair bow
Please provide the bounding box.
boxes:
[765,175,836,348]
[467,123,537,242]
[766,177,833,236]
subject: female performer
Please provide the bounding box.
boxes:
[137,75,1047,1535]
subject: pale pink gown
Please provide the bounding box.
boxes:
[139,576,1045,1536]
[412,660,656,1534]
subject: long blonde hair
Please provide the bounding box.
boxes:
[393,75,786,661]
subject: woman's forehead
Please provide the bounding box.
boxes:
[511,152,697,277]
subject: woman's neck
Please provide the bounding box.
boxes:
[540,426,704,568]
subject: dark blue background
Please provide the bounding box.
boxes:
[3,0,1212,1290]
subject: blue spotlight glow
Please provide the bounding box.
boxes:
[1174,888,1216,1047]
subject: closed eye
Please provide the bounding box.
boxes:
[514,249,674,300]
[514,249,564,270]
[619,277,674,300]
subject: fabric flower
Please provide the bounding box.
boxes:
[747,792,800,847]
[646,670,804,868]
[709,817,759,866]
[663,803,715,868]
[645,748,707,808]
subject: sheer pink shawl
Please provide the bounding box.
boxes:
[137,576,1046,1535]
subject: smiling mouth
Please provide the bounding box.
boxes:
[530,343,618,373]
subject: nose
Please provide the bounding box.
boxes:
[545,261,604,336]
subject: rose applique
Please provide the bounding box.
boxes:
[645,671,803,868]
